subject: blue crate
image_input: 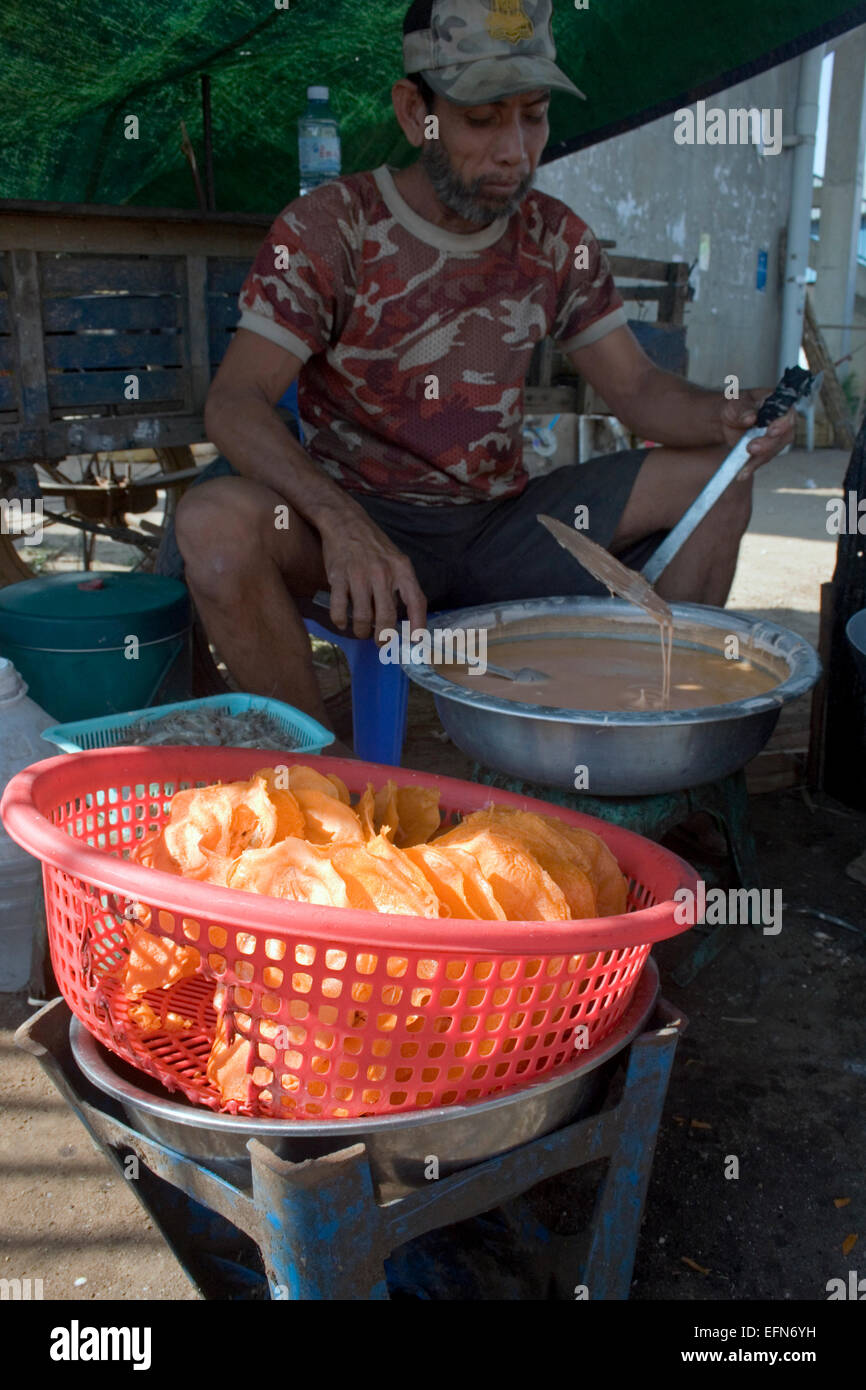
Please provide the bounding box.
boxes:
[41,693,334,756]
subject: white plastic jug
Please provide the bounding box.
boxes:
[0,658,56,991]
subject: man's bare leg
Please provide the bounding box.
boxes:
[175,476,336,731]
[610,444,753,606]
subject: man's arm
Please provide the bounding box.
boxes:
[567,325,795,473]
[205,328,426,637]
[206,328,358,533]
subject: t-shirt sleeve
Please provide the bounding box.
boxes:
[551,213,627,354]
[237,185,352,362]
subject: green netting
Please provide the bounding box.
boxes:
[0,0,863,214]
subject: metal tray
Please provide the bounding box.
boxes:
[70,959,659,1200]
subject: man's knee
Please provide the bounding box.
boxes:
[176,478,274,597]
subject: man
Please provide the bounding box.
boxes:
[176,0,794,742]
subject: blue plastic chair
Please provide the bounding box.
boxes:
[304,606,410,766]
[284,391,411,765]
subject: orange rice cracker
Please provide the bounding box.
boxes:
[226,839,353,907]
[448,808,598,919]
[292,788,365,846]
[405,834,508,922]
[206,1015,254,1106]
[532,814,629,917]
[404,842,506,919]
[356,784,377,839]
[433,826,570,922]
[372,782,441,847]
[121,926,201,997]
[128,1001,194,1033]
[160,774,278,874]
[329,837,440,917]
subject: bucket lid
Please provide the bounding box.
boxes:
[0,572,190,649]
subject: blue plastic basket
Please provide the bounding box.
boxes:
[40,693,334,756]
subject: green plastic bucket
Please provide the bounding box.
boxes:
[0,572,192,723]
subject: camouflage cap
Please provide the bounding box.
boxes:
[403,0,586,106]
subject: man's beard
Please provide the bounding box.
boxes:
[420,139,534,225]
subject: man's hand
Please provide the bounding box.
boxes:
[719,387,796,481]
[318,509,428,641]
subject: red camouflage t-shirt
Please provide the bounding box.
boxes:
[238,165,626,505]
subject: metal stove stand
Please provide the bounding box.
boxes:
[17,997,684,1301]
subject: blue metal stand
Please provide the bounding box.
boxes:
[16,998,684,1301]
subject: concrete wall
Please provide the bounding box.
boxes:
[535,61,802,391]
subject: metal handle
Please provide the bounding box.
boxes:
[755,366,817,426]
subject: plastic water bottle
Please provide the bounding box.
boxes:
[298,86,341,197]
[0,658,55,991]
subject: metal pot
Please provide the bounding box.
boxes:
[403,598,820,796]
[70,960,658,1201]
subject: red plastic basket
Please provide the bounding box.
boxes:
[2,747,697,1119]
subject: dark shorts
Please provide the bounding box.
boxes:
[158,450,660,608]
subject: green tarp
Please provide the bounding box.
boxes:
[1,0,864,214]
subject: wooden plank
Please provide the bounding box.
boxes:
[0,425,42,461]
[1,215,267,259]
[48,414,205,456]
[0,378,16,410]
[0,414,206,462]
[617,286,666,302]
[209,325,234,369]
[207,286,245,329]
[9,249,48,422]
[207,296,243,330]
[660,264,690,326]
[42,296,179,332]
[207,259,250,294]
[0,203,270,259]
[804,294,856,449]
[47,368,185,408]
[44,332,184,370]
[40,256,182,296]
[0,338,13,371]
[0,198,272,225]
[608,255,676,282]
[524,385,582,413]
[186,255,211,413]
[0,301,8,334]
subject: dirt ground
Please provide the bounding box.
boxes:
[1,445,863,1302]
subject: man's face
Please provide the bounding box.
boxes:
[421,89,550,224]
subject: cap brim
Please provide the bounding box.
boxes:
[423,55,586,107]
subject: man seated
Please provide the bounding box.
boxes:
[175,0,794,746]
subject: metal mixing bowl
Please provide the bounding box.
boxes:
[70,960,658,1201]
[403,598,820,795]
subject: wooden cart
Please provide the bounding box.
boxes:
[0,199,271,581]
